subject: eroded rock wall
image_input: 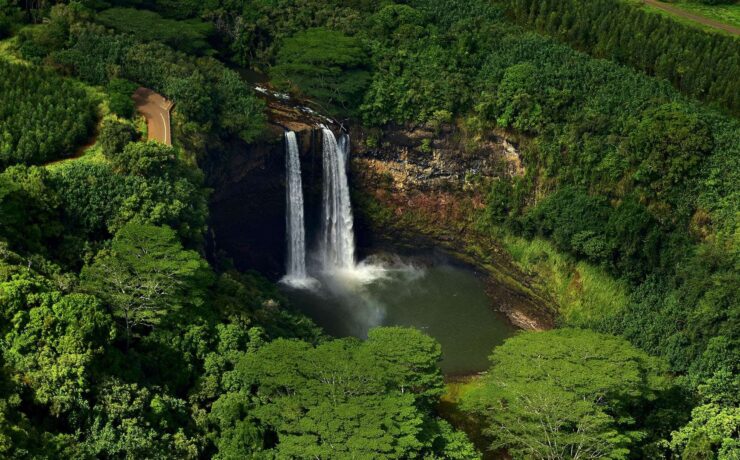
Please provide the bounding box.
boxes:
[350,124,555,330]
[206,125,323,278]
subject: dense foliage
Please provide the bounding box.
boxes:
[272,28,370,116]
[462,329,683,458]
[0,1,22,37]
[0,59,95,166]
[500,0,740,115]
[206,328,478,458]
[96,7,214,56]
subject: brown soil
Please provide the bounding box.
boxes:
[132,87,173,145]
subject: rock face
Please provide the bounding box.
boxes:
[350,124,555,330]
[205,125,324,279]
[354,126,524,192]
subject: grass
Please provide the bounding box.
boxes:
[0,36,29,65]
[661,0,740,28]
[626,0,740,34]
[438,376,495,458]
[500,234,630,326]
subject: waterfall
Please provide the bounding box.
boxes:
[283,131,308,282]
[320,127,356,270]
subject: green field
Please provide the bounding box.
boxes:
[666,0,740,28]
[633,0,740,32]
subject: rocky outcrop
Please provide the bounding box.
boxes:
[352,125,524,192]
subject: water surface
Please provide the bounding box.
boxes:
[282,256,516,374]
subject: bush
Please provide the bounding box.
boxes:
[107,78,138,118]
[99,118,138,158]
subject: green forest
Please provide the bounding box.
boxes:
[0,0,737,459]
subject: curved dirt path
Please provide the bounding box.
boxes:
[133,87,174,145]
[643,0,740,35]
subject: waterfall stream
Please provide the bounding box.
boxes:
[283,126,380,287]
[319,128,356,270]
[282,131,309,285]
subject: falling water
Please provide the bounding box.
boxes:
[283,131,308,283]
[320,127,356,270]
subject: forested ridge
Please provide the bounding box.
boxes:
[0,0,737,459]
[500,0,740,115]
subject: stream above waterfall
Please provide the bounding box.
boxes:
[281,252,515,375]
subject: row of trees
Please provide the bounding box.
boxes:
[501,0,740,115]
[0,59,95,167]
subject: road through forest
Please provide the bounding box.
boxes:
[133,87,173,145]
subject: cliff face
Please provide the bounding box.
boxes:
[353,125,524,192]
[205,115,326,278]
[350,125,555,330]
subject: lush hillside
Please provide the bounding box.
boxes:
[499,0,740,115]
[0,1,737,459]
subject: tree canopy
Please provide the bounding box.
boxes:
[271,28,370,116]
[462,329,674,459]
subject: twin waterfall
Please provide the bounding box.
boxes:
[319,127,355,270]
[283,131,308,282]
[282,128,355,286]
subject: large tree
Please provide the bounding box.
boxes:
[462,329,671,459]
[208,327,478,459]
[80,223,211,346]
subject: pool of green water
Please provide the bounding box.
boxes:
[282,256,516,375]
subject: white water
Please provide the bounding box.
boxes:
[285,127,385,292]
[281,131,313,287]
[319,128,356,270]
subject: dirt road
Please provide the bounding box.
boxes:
[643,0,740,35]
[133,87,173,145]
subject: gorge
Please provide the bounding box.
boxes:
[209,101,538,373]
